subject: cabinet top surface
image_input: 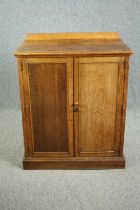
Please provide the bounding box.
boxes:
[14,32,132,57]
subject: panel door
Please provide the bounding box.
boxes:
[22,57,73,158]
[74,57,125,157]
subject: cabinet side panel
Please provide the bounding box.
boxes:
[17,59,28,157]
[28,63,68,152]
[78,62,118,153]
[120,57,129,155]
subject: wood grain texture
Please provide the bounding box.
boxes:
[22,57,74,158]
[29,63,68,152]
[25,32,120,41]
[15,32,132,169]
[114,62,125,154]
[17,58,29,157]
[23,156,125,170]
[74,57,125,157]
[14,32,132,57]
[119,57,130,156]
[22,60,34,156]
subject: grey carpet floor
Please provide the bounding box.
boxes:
[0,109,140,210]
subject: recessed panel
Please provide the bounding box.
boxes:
[79,62,119,153]
[28,63,68,152]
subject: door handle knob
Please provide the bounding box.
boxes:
[74,102,79,106]
[73,102,79,112]
[73,107,79,112]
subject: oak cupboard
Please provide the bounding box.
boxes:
[14,32,132,169]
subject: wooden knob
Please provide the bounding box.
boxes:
[73,107,79,112]
[74,102,79,106]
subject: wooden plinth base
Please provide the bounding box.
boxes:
[23,156,125,170]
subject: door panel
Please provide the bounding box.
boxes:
[74,57,125,157]
[22,58,73,158]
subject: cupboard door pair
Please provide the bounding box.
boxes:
[21,57,125,158]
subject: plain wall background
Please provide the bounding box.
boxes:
[0,0,139,110]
